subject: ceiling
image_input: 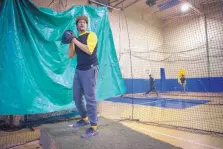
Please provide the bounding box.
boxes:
[109,0,141,9]
[106,0,223,19]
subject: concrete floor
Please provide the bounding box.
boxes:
[6,92,223,149]
[122,121,223,149]
[38,117,181,149]
[11,120,223,149]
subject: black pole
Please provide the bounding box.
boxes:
[123,11,134,120]
[204,14,211,92]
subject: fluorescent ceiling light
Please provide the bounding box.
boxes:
[181,3,190,12]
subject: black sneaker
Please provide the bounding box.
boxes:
[81,127,99,139]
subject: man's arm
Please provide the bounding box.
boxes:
[68,43,75,58]
[72,32,97,55]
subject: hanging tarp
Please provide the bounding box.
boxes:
[0,0,126,114]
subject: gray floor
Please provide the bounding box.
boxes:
[40,117,182,149]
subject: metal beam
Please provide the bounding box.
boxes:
[110,0,120,4]
[113,0,127,7]
[123,0,142,9]
[89,0,122,10]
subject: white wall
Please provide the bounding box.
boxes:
[162,5,223,78]
[109,6,164,79]
[206,6,223,77]
[163,16,208,78]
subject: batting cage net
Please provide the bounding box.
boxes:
[99,0,223,135]
[0,0,223,148]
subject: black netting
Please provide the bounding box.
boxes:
[1,0,223,148]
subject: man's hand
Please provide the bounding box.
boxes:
[72,38,91,55]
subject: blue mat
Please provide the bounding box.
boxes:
[104,97,210,109]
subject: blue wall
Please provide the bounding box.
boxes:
[124,77,223,93]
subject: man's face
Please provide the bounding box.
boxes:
[77,20,87,32]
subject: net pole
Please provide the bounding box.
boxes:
[204,14,210,78]
[123,10,134,120]
[204,13,211,91]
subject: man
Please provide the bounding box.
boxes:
[180,74,186,92]
[144,74,158,96]
[68,15,99,139]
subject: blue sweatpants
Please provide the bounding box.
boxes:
[73,65,99,126]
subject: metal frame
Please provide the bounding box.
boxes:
[110,0,121,4]
[88,0,122,10]
[89,0,143,10]
[123,0,142,9]
[113,0,128,7]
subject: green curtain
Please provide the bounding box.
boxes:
[0,0,126,114]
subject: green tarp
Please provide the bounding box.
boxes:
[0,0,126,114]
